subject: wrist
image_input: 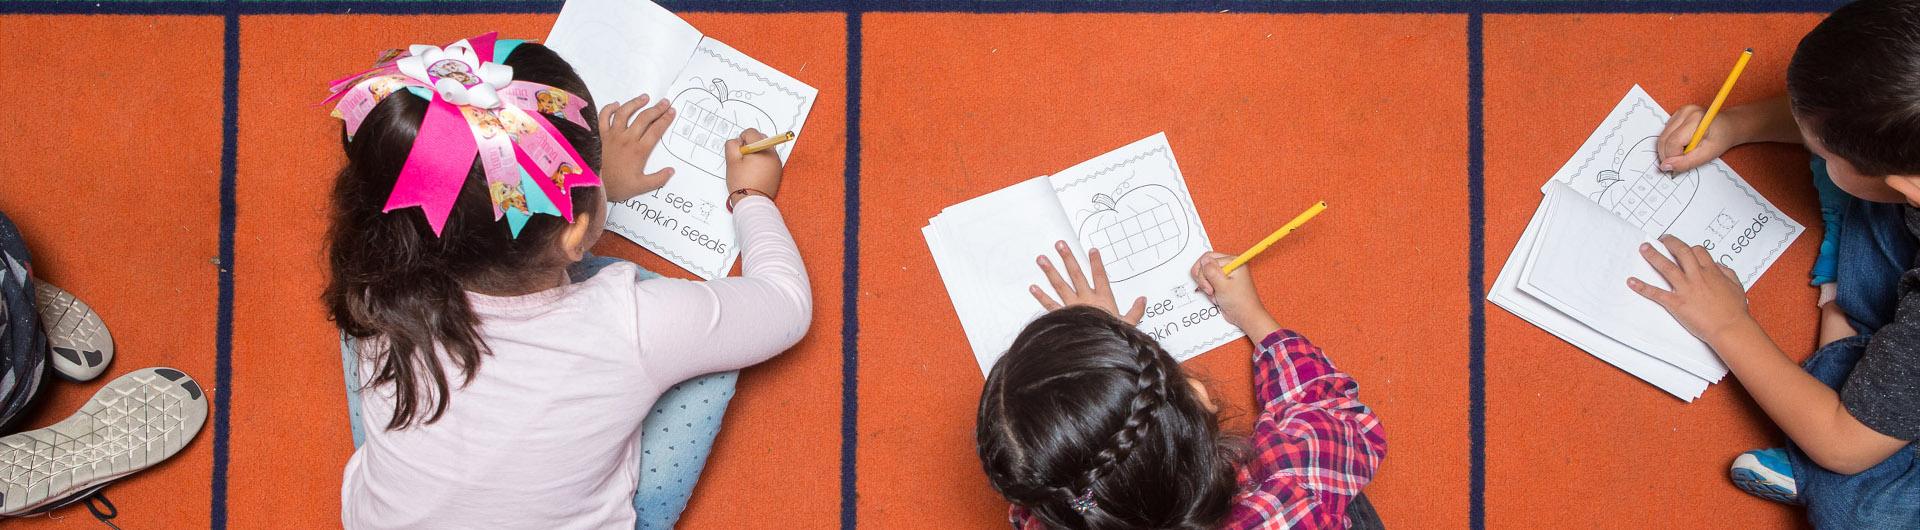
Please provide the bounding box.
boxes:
[1703,316,1766,352]
[726,188,771,211]
[1230,309,1281,340]
[1718,107,1764,146]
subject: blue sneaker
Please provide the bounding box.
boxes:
[1811,158,1846,285]
[1731,448,1799,504]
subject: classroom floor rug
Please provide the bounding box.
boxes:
[0,1,1847,528]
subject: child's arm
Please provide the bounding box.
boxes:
[1633,235,1909,474]
[1189,254,1387,525]
[1654,95,1800,173]
[631,130,812,384]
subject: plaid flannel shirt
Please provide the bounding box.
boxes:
[1010,330,1387,529]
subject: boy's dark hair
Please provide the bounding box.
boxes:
[977,306,1241,530]
[324,43,601,430]
[1788,0,1920,176]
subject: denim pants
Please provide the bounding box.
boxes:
[344,256,739,529]
[1788,158,1920,529]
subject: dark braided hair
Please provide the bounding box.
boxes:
[978,306,1241,530]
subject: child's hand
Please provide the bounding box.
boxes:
[1190,252,1280,338]
[597,95,676,203]
[1629,235,1756,345]
[1029,241,1147,324]
[1656,104,1748,174]
[724,129,784,204]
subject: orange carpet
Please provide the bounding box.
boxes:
[0,4,1844,529]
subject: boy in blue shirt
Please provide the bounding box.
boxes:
[1636,1,1920,527]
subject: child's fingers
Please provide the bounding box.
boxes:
[1087,248,1112,292]
[739,128,768,144]
[1627,277,1677,307]
[598,103,618,132]
[625,100,671,137]
[1639,242,1684,282]
[1054,241,1090,294]
[614,96,653,131]
[1121,296,1147,325]
[724,138,744,162]
[1189,256,1213,295]
[1656,106,1701,164]
[1718,262,1742,284]
[1657,235,1699,273]
[638,107,676,148]
[1029,285,1064,311]
[1036,255,1074,299]
[1690,245,1716,272]
[642,167,674,187]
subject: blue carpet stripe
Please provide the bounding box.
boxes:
[841,10,862,530]
[212,1,239,528]
[1466,10,1486,530]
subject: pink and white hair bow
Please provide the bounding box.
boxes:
[324,32,600,238]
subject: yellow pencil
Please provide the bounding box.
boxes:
[1684,48,1754,154]
[739,131,796,155]
[1222,201,1328,275]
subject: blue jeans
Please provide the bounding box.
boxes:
[1787,158,1920,529]
[344,256,738,529]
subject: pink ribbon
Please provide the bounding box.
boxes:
[384,98,477,235]
[325,32,602,236]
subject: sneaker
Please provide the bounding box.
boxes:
[32,282,112,382]
[0,367,207,516]
[1730,448,1799,504]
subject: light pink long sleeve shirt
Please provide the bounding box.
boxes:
[341,196,811,529]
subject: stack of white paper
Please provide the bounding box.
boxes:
[925,133,1244,375]
[1491,85,1805,401]
[548,0,818,279]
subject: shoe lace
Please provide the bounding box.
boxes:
[83,490,119,530]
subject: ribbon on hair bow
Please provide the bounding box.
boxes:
[324,32,600,238]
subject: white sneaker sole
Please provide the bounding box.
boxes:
[0,367,207,515]
[32,283,112,382]
[1731,452,1798,503]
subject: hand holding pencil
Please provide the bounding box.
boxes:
[1190,252,1281,341]
[1656,49,1755,173]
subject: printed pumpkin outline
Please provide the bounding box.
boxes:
[1077,183,1191,283]
[1589,135,1700,234]
[662,77,781,180]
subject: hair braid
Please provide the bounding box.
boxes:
[1080,317,1175,488]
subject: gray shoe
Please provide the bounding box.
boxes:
[33,282,111,382]
[0,367,207,516]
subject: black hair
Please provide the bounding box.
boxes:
[324,42,602,429]
[977,306,1242,530]
[1788,0,1920,176]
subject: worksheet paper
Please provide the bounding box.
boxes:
[925,133,1244,375]
[1547,85,1802,285]
[1521,182,1726,381]
[1488,198,1710,401]
[547,0,818,279]
[1489,85,1804,401]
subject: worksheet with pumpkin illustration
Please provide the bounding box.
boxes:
[925,133,1244,375]
[547,0,818,279]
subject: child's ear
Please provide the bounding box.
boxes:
[559,209,596,262]
[1883,174,1920,207]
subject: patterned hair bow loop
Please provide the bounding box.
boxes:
[324,32,600,238]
